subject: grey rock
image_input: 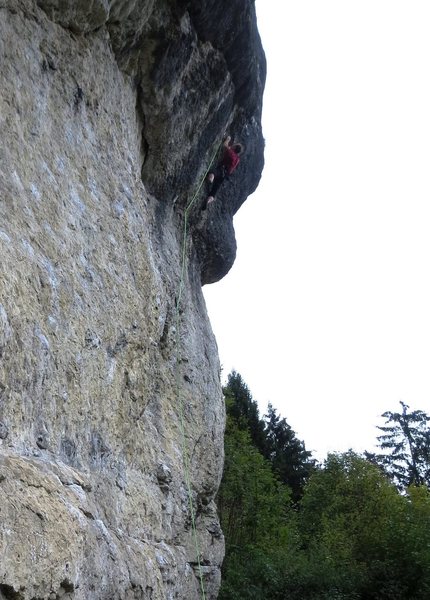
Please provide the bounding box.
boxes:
[0,422,8,440]
[157,462,173,493]
[0,0,264,598]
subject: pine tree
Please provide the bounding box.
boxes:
[264,403,315,503]
[365,401,430,489]
[223,370,266,455]
[223,371,315,502]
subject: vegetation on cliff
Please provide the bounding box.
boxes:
[218,372,430,600]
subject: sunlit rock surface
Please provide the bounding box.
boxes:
[0,1,265,598]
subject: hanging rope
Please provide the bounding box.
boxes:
[173,139,223,599]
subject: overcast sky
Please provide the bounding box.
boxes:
[203,1,430,460]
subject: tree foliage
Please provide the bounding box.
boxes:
[365,401,430,489]
[217,413,290,600]
[294,452,430,599]
[223,371,267,454]
[263,403,316,503]
[217,415,289,554]
[218,375,430,599]
[223,371,314,501]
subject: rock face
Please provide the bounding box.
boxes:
[0,1,265,598]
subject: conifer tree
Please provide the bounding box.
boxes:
[223,371,315,502]
[366,401,430,489]
[223,370,266,455]
[264,403,315,503]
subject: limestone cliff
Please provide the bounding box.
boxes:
[0,1,265,598]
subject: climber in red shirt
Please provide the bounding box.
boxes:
[203,136,244,209]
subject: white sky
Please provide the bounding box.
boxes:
[203,1,430,460]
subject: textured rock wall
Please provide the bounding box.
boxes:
[0,1,265,598]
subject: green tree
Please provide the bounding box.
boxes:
[292,452,430,599]
[366,401,430,489]
[223,371,266,454]
[223,372,315,502]
[218,417,289,551]
[264,403,315,503]
[218,375,430,599]
[217,411,291,600]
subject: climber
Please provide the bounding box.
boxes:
[203,136,244,209]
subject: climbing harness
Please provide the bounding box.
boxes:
[173,139,223,599]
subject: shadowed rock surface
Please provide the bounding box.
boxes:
[0,1,265,598]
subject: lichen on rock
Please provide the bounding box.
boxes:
[0,0,265,598]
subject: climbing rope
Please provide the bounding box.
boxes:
[173,139,223,599]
